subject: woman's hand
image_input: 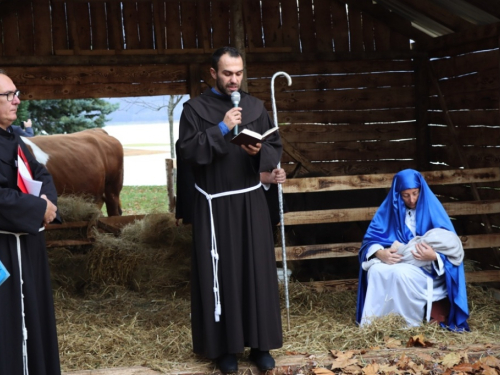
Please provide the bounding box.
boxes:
[412,242,437,261]
[375,247,402,265]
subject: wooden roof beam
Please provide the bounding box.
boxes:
[466,0,500,20]
[424,22,500,52]
[343,0,433,46]
[397,0,475,32]
[0,50,426,67]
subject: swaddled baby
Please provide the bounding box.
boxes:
[362,228,464,271]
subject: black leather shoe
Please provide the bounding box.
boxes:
[249,349,275,372]
[217,353,238,374]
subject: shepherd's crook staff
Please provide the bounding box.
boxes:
[271,71,292,330]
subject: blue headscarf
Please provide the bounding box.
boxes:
[355,169,469,331]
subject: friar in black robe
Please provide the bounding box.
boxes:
[178,87,283,359]
[0,72,61,375]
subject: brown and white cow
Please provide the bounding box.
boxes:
[22,128,124,216]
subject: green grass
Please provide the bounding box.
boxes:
[122,143,169,147]
[119,186,170,215]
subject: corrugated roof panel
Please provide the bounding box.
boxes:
[375,0,455,37]
[432,0,500,25]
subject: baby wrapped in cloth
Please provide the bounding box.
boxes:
[362,228,464,271]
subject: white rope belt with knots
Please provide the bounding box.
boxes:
[195,182,262,322]
[1,227,45,375]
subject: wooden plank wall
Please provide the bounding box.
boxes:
[276,168,500,284]
[0,1,411,57]
[4,65,189,99]
[0,2,494,70]
[247,59,417,177]
[427,35,500,248]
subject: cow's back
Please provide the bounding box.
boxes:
[25,129,124,215]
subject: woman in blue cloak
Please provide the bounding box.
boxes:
[356,169,469,331]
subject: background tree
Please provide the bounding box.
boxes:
[12,98,119,135]
[123,95,184,158]
[12,100,30,127]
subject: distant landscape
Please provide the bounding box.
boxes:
[105,96,189,125]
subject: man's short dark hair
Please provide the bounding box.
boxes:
[0,69,6,75]
[211,47,243,71]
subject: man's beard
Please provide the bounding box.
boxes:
[216,77,238,96]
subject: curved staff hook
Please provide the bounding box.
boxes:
[271,71,292,330]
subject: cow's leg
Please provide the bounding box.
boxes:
[104,181,123,216]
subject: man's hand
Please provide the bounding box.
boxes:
[412,242,437,261]
[260,168,286,185]
[271,168,286,184]
[375,247,402,265]
[41,194,57,225]
[23,119,32,128]
[223,107,242,130]
[241,143,261,156]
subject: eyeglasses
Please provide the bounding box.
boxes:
[0,90,20,101]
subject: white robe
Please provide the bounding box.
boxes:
[360,208,448,327]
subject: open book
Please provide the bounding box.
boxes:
[231,127,279,147]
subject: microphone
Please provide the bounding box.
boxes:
[231,91,241,135]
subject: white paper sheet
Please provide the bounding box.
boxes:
[18,155,42,196]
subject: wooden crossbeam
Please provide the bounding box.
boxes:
[46,239,93,248]
[275,234,500,261]
[282,199,500,226]
[301,270,500,292]
[283,167,500,194]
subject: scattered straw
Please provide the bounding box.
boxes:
[54,280,500,373]
[48,213,500,373]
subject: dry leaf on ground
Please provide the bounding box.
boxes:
[384,336,402,348]
[312,367,334,375]
[406,334,433,348]
[362,363,379,375]
[441,352,462,368]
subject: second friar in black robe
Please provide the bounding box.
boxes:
[178,88,283,359]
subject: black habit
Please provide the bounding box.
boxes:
[0,128,61,375]
[178,89,283,359]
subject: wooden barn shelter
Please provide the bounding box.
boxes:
[2,0,500,285]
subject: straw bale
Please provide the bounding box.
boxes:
[119,213,191,247]
[57,195,103,223]
[45,195,103,243]
[49,247,89,294]
[84,214,192,292]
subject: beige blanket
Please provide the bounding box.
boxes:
[362,228,464,271]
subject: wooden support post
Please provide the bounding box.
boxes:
[188,63,201,98]
[232,0,248,92]
[166,158,175,213]
[413,56,430,170]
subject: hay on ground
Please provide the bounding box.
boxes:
[49,213,500,373]
[54,281,500,373]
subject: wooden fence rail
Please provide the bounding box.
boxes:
[276,167,500,290]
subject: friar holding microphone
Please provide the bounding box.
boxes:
[177,46,284,373]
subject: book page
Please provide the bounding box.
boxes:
[262,127,279,138]
[241,128,262,139]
